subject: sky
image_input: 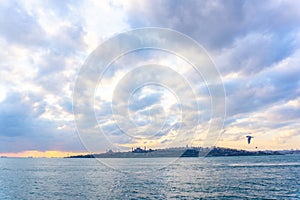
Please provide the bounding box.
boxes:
[0,0,300,157]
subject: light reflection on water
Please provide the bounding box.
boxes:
[0,155,299,199]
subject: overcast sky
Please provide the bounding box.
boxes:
[0,0,299,155]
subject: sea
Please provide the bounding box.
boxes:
[0,155,299,199]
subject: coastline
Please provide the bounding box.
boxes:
[67,146,289,158]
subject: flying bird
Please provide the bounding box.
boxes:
[246,135,254,144]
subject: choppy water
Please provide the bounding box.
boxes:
[0,155,299,199]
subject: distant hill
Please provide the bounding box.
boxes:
[67,147,284,158]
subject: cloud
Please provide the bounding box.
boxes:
[272,130,300,144]
[0,91,82,152]
[0,0,129,153]
[0,1,46,47]
[124,0,300,49]
[116,0,300,150]
[225,48,300,117]
[215,32,296,75]
[0,0,299,153]
[128,89,164,112]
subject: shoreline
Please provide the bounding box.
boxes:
[68,146,288,158]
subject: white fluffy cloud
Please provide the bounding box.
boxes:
[0,0,129,152]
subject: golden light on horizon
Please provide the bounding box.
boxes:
[0,151,89,158]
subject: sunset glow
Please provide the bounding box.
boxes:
[0,151,88,158]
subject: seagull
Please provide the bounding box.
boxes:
[246,135,254,144]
